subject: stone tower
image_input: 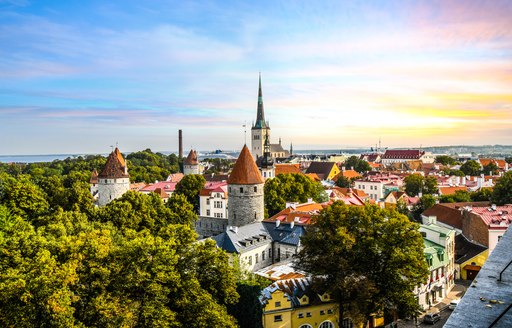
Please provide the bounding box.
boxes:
[256,133,275,180]
[183,149,200,175]
[97,147,130,206]
[251,73,270,159]
[227,144,265,227]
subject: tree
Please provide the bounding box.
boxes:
[264,173,328,217]
[0,174,49,221]
[470,188,492,202]
[404,174,424,197]
[423,176,439,195]
[344,156,371,173]
[492,171,512,205]
[439,190,472,203]
[335,175,353,188]
[460,160,481,176]
[174,174,206,212]
[297,202,428,325]
[505,157,512,164]
[166,193,198,226]
[411,194,437,222]
[482,162,499,175]
[435,155,456,166]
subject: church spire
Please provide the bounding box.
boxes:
[253,73,268,129]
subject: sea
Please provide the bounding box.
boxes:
[0,148,369,164]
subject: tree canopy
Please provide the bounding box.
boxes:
[264,173,328,217]
[344,156,372,173]
[492,171,512,206]
[297,202,428,325]
[174,174,206,212]
[459,160,481,176]
[435,155,457,166]
[403,174,438,197]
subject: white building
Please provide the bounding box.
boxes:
[199,181,228,219]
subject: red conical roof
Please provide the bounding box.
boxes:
[227,145,264,185]
[98,147,129,179]
[184,149,198,165]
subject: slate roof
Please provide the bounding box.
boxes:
[455,233,488,265]
[212,222,271,254]
[227,145,264,185]
[263,222,306,246]
[98,147,129,179]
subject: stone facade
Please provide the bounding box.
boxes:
[183,163,200,175]
[228,183,264,227]
[195,216,228,238]
[97,177,130,206]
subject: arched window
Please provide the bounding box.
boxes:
[299,325,313,328]
[319,321,334,328]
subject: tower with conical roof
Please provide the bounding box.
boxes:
[97,147,130,206]
[251,73,270,159]
[227,145,265,227]
[183,149,200,175]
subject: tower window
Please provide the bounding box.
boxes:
[254,186,257,192]
[240,187,243,193]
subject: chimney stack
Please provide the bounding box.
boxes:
[178,129,183,159]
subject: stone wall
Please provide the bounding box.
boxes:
[97,177,130,206]
[228,183,264,227]
[195,216,227,238]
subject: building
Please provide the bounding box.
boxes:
[380,149,435,165]
[227,144,265,227]
[416,223,455,310]
[90,169,99,200]
[251,74,290,160]
[96,147,130,206]
[139,181,178,200]
[454,233,488,280]
[256,134,276,180]
[421,201,489,232]
[305,162,340,181]
[199,181,228,219]
[444,226,512,328]
[259,277,384,328]
[353,173,403,203]
[183,149,202,175]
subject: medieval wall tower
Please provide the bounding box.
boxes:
[183,149,200,175]
[227,144,265,227]
[251,73,270,160]
[97,147,130,206]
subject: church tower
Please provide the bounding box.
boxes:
[256,133,275,180]
[227,145,265,227]
[251,73,270,159]
[97,147,130,206]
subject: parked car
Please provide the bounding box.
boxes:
[423,313,441,324]
[449,299,461,310]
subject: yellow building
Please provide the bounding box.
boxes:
[260,278,384,328]
[455,234,489,280]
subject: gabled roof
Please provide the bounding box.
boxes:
[438,186,468,195]
[305,161,337,179]
[422,202,489,230]
[184,149,198,165]
[275,164,301,176]
[382,149,424,159]
[90,169,98,184]
[332,169,361,181]
[227,145,264,185]
[265,202,326,225]
[455,233,488,264]
[212,222,271,253]
[98,147,129,179]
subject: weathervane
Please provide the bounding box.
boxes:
[243,121,247,145]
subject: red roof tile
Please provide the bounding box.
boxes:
[227,145,264,185]
[98,147,129,179]
[184,149,198,165]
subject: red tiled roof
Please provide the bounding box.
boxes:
[422,202,489,230]
[333,169,361,181]
[438,186,468,195]
[265,202,327,225]
[382,149,424,159]
[275,163,301,175]
[200,181,228,197]
[166,173,184,183]
[470,205,512,228]
[98,147,129,179]
[227,145,264,185]
[184,149,198,165]
[90,169,98,184]
[141,181,177,193]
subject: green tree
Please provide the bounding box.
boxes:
[344,156,371,173]
[264,173,328,217]
[482,162,499,175]
[470,188,492,202]
[505,157,512,164]
[174,174,206,212]
[439,190,472,203]
[460,160,481,176]
[404,174,424,196]
[297,202,428,325]
[492,171,512,205]
[335,175,352,188]
[423,176,439,195]
[411,194,437,221]
[0,174,49,221]
[166,193,198,226]
[435,155,456,166]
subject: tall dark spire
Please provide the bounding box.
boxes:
[253,73,268,129]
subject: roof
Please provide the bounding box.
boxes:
[98,147,129,179]
[166,173,184,183]
[455,233,488,264]
[305,161,337,179]
[382,149,424,159]
[422,202,489,230]
[211,222,271,253]
[256,261,306,281]
[253,73,268,129]
[275,163,301,176]
[90,169,98,184]
[265,202,326,225]
[469,205,512,229]
[327,188,365,206]
[263,221,306,246]
[153,187,169,199]
[130,182,147,191]
[259,277,312,307]
[184,149,198,165]
[332,169,361,181]
[444,227,512,328]
[140,181,178,193]
[438,186,468,195]
[200,181,228,196]
[227,145,264,185]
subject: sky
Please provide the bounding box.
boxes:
[1,0,511,155]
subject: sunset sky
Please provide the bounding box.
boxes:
[1,0,511,154]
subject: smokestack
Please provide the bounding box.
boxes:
[178,129,183,159]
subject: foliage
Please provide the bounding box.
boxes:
[411,195,437,221]
[439,190,472,203]
[396,199,410,216]
[505,157,512,164]
[297,202,429,325]
[335,175,359,188]
[126,149,180,183]
[482,162,499,175]
[404,174,438,197]
[435,155,456,166]
[441,169,465,177]
[264,173,328,217]
[203,158,234,175]
[344,156,372,173]
[470,188,493,202]
[227,274,268,328]
[491,171,512,205]
[174,174,206,212]
[460,160,481,176]
[423,176,439,195]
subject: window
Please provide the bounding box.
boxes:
[215,213,223,218]
[319,320,334,328]
[341,318,353,328]
[275,301,281,307]
[206,199,210,205]
[262,251,265,261]
[255,253,259,263]
[240,187,243,193]
[327,309,333,314]
[320,310,325,315]
[206,210,210,216]
[298,313,304,318]
[248,256,252,265]
[274,315,282,322]
[269,249,272,258]
[299,325,312,328]
[214,201,222,208]
[254,186,257,192]
[306,312,311,317]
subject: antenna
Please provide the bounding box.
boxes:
[243,121,247,145]
[110,145,114,152]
